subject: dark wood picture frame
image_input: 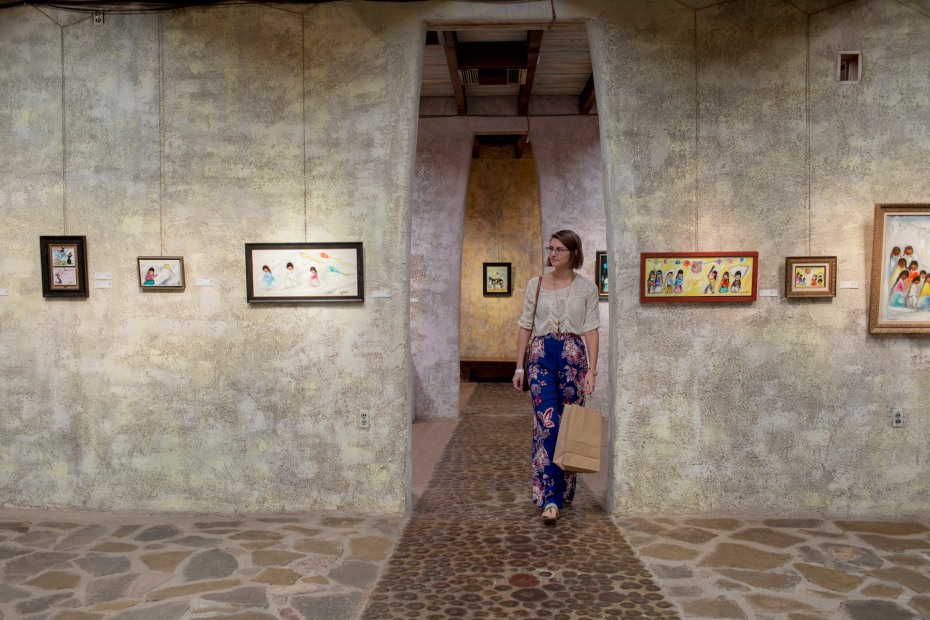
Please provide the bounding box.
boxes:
[785,256,836,298]
[40,235,88,298]
[245,242,364,303]
[137,256,186,292]
[483,262,512,297]
[640,252,759,303]
[595,251,608,298]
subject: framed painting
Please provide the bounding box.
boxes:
[40,235,88,298]
[640,252,758,303]
[245,242,364,303]
[483,262,512,297]
[595,251,608,298]
[869,203,930,333]
[785,256,836,298]
[137,257,185,291]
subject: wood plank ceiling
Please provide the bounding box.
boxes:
[421,22,595,116]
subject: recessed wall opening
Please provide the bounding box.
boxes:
[460,132,541,384]
[837,51,861,83]
[410,21,611,509]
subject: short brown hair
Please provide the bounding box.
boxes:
[546,230,584,269]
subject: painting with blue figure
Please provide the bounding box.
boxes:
[245,242,364,303]
[137,257,185,291]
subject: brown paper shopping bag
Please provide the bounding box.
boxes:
[552,403,602,473]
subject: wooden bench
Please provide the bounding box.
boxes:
[459,358,515,382]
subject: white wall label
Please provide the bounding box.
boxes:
[410,297,420,303]
[758,289,778,297]
[94,272,112,280]
[197,279,215,286]
[372,290,392,298]
[94,280,113,289]
[0,289,8,296]
[840,281,860,289]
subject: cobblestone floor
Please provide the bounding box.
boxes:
[361,383,679,619]
[2,382,928,619]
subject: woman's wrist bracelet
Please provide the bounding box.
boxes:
[514,368,524,373]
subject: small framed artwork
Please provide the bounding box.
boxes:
[40,235,88,298]
[785,256,836,298]
[640,252,758,303]
[869,203,930,333]
[137,257,186,291]
[245,242,364,303]
[595,251,608,298]
[483,262,512,297]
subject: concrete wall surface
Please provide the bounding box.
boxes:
[1,0,929,517]
[0,2,423,514]
[590,0,930,516]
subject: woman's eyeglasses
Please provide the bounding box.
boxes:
[545,246,569,255]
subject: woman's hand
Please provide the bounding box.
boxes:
[512,369,524,391]
[583,369,596,395]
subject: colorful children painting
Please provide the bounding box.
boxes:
[793,266,827,289]
[642,254,756,300]
[880,215,930,321]
[137,258,184,289]
[248,245,361,299]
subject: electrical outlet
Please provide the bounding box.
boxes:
[359,411,370,429]
[93,11,104,26]
[892,408,903,428]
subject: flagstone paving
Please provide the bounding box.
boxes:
[1,382,928,619]
[0,509,402,619]
[619,513,930,618]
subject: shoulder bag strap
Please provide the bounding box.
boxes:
[529,275,542,337]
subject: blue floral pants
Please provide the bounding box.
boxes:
[528,333,588,509]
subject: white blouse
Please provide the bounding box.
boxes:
[517,274,600,338]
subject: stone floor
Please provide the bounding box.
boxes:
[1,382,928,619]
[0,508,403,619]
[361,382,678,619]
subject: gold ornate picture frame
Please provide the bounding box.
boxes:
[869,203,930,334]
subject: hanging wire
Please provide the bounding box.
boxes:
[1,0,547,12]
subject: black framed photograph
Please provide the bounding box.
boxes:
[483,262,512,297]
[40,235,88,298]
[595,250,608,298]
[245,242,364,303]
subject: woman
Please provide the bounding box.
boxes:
[512,230,600,523]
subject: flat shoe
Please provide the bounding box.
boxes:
[542,505,558,522]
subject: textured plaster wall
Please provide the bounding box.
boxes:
[3,0,929,518]
[459,149,542,361]
[590,0,930,516]
[0,3,421,514]
[411,116,607,419]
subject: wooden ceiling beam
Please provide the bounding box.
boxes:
[579,72,596,115]
[518,30,543,117]
[440,30,467,116]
